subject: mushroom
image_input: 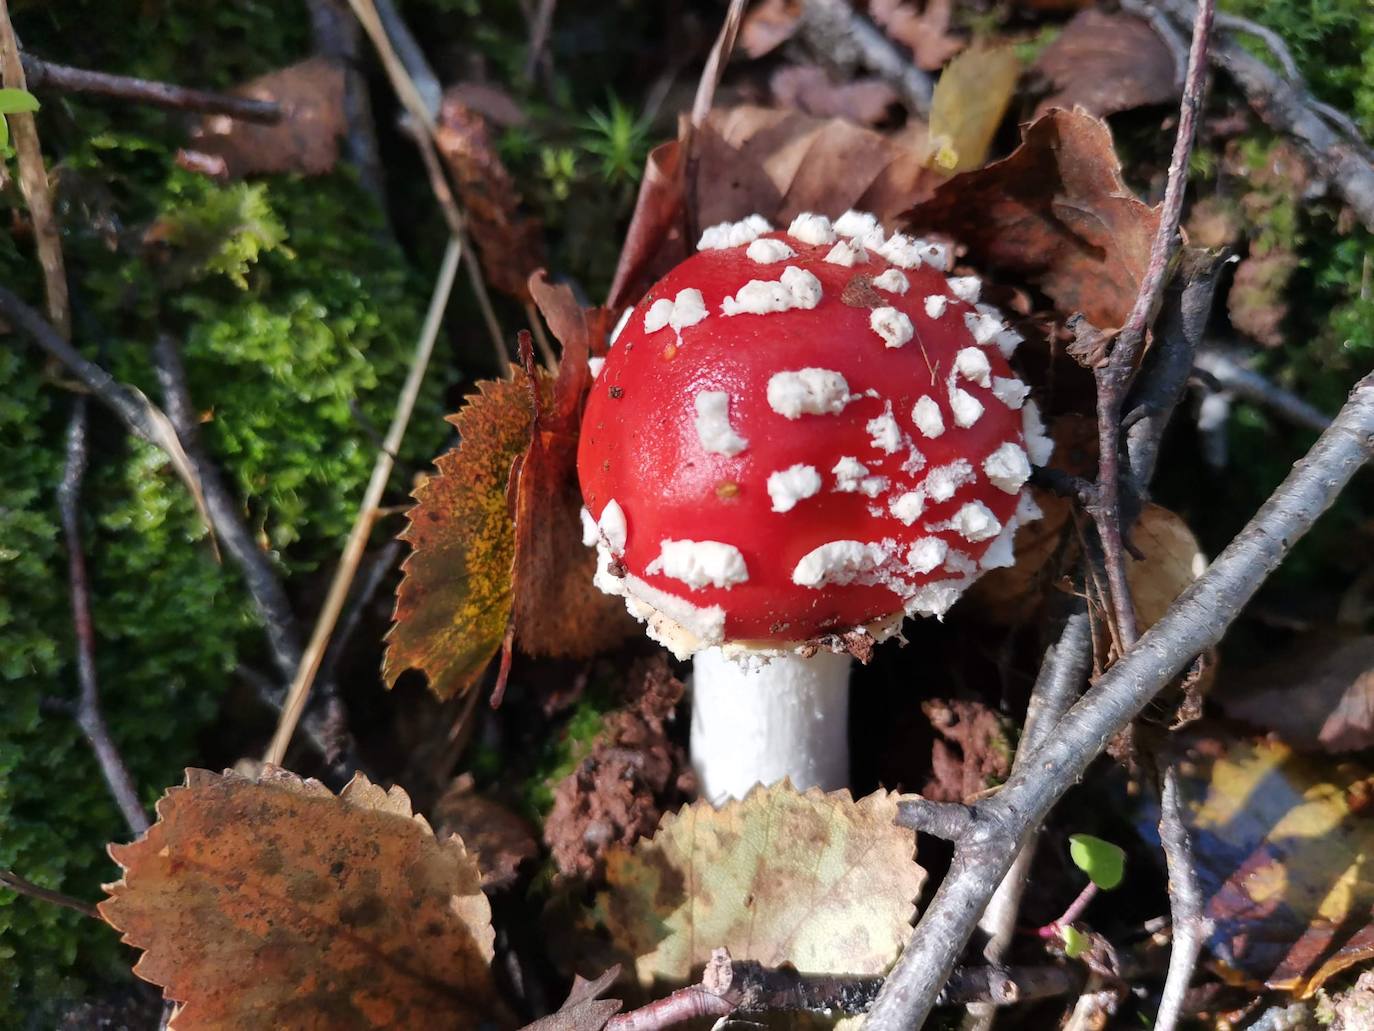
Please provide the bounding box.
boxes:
[577,211,1048,804]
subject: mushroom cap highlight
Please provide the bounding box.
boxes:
[577,212,1046,657]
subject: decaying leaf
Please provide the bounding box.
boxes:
[1031,11,1178,119]
[740,0,803,58]
[519,967,622,1031]
[869,0,966,71]
[182,57,345,178]
[593,784,924,988]
[386,374,534,700]
[516,276,637,658]
[606,137,687,314]
[924,43,1021,172]
[1128,504,1207,631]
[435,90,545,302]
[99,767,505,1029]
[1163,734,1374,997]
[1218,635,1374,754]
[434,774,540,889]
[770,65,901,126]
[903,107,1161,330]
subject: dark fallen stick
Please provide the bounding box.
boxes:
[19,54,280,123]
[863,372,1374,1029]
[1153,760,1212,1031]
[1193,345,1332,433]
[0,868,100,921]
[58,400,150,838]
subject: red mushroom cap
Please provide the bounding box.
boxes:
[577,212,1049,657]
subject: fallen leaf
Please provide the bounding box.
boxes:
[1217,636,1374,754]
[921,698,1013,802]
[434,774,540,889]
[924,43,1021,172]
[435,90,545,302]
[519,967,622,1031]
[740,0,803,58]
[1159,734,1374,997]
[903,108,1161,330]
[769,65,901,126]
[1128,504,1207,631]
[593,784,924,987]
[869,0,966,71]
[99,767,505,1029]
[385,374,534,700]
[605,137,687,314]
[515,278,637,658]
[1032,11,1178,119]
[182,57,344,178]
[545,657,691,881]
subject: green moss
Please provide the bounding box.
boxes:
[0,3,450,1019]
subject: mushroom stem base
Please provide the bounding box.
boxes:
[690,647,851,805]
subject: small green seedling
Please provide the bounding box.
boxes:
[1061,924,1090,959]
[1069,833,1126,890]
[0,87,39,151]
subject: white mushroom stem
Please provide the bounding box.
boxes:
[690,648,851,805]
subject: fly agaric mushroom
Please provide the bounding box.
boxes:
[578,211,1049,804]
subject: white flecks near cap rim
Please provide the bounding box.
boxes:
[944,549,977,576]
[946,275,981,304]
[698,214,771,251]
[949,385,984,428]
[834,210,879,239]
[746,237,796,264]
[872,268,909,294]
[1022,399,1055,466]
[889,491,925,526]
[588,356,605,379]
[824,240,864,266]
[955,346,992,387]
[930,500,1002,543]
[904,580,967,619]
[924,295,948,319]
[609,306,633,345]
[917,240,952,271]
[866,402,905,454]
[922,458,975,504]
[644,288,707,334]
[693,391,749,456]
[787,212,837,246]
[580,506,599,547]
[979,523,1017,570]
[767,463,822,513]
[870,306,914,349]
[992,376,1030,410]
[792,540,889,588]
[911,395,945,438]
[906,537,948,574]
[964,309,1003,346]
[721,265,823,316]
[994,326,1024,359]
[645,539,749,589]
[984,442,1031,495]
[878,233,923,269]
[767,368,851,419]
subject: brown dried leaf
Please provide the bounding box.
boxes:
[903,108,1161,329]
[593,784,924,987]
[519,968,622,1031]
[99,767,505,1029]
[770,65,901,126]
[1032,11,1179,119]
[385,374,533,700]
[515,279,636,658]
[740,0,804,58]
[436,91,545,302]
[434,774,540,889]
[1218,635,1374,754]
[925,43,1021,172]
[183,57,344,178]
[869,0,966,71]
[606,138,687,314]
[1128,504,1206,631]
[544,658,690,881]
[1165,735,1374,997]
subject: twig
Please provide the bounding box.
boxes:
[1091,0,1215,651]
[1152,0,1374,231]
[307,0,387,211]
[1193,345,1332,433]
[0,869,100,921]
[862,372,1374,1029]
[1153,760,1211,1031]
[690,0,747,128]
[962,608,1092,1031]
[348,0,511,375]
[263,234,462,766]
[523,0,558,83]
[19,54,281,123]
[58,400,150,837]
[315,539,404,691]
[798,0,933,116]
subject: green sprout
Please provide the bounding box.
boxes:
[0,88,40,151]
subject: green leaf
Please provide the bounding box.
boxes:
[0,88,39,115]
[0,117,8,152]
[1069,833,1126,890]
[1062,924,1089,958]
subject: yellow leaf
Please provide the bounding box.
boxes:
[99,767,507,1029]
[924,43,1021,173]
[593,784,924,989]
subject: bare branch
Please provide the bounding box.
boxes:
[0,868,100,922]
[20,54,281,123]
[58,400,150,837]
[1194,344,1332,434]
[798,0,933,116]
[864,372,1374,1028]
[1153,760,1212,1031]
